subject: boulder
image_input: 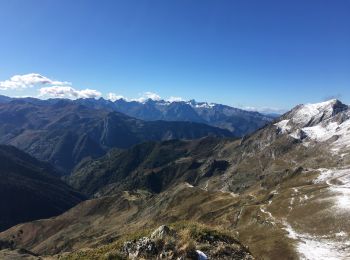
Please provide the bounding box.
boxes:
[151,225,173,240]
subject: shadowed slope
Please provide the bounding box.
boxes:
[0,145,85,232]
[0,99,233,173]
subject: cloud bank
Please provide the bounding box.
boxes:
[107,92,126,102]
[0,73,102,99]
[39,86,102,99]
[107,92,184,103]
[133,92,161,102]
[0,74,183,102]
[0,73,71,90]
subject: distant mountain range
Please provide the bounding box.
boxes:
[76,98,276,136]
[0,97,233,173]
[0,95,276,136]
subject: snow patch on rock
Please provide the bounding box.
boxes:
[315,168,350,211]
[283,222,350,260]
[302,119,350,151]
[260,205,275,224]
[274,119,291,134]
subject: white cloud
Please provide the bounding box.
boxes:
[132,91,162,102]
[0,74,187,103]
[77,88,102,99]
[107,91,185,103]
[0,73,101,99]
[242,105,287,114]
[0,73,71,90]
[144,91,161,100]
[39,86,101,99]
[107,92,125,101]
[166,96,184,102]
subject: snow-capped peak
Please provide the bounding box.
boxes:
[274,99,350,153]
[186,99,216,108]
[287,99,347,127]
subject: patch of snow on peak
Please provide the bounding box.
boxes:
[274,119,291,134]
[291,99,339,125]
[302,118,350,151]
[196,103,215,108]
[275,99,350,152]
[301,122,339,142]
[185,100,216,109]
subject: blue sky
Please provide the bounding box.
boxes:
[0,0,349,112]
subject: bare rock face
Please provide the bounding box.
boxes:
[123,237,159,259]
[151,225,174,240]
